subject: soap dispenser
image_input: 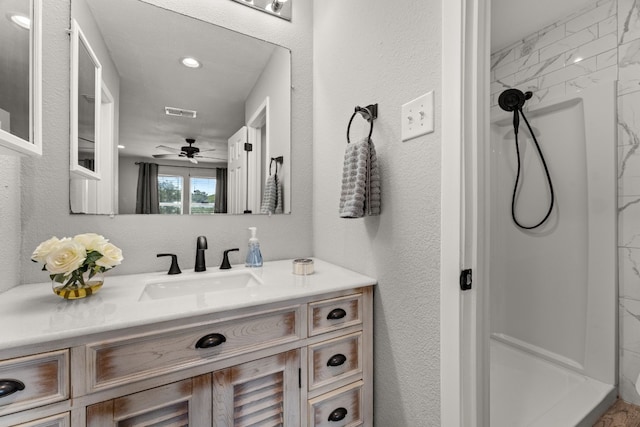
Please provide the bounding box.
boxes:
[245,227,263,268]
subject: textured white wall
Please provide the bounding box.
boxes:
[0,155,20,292]
[313,1,442,425]
[17,0,313,284]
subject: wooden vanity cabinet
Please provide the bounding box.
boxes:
[0,286,373,427]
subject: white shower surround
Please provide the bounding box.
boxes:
[489,82,617,425]
[490,0,640,405]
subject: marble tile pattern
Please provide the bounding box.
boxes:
[491,0,640,405]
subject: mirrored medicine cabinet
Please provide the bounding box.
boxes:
[69,0,292,216]
[0,0,42,156]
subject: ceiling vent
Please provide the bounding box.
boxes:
[165,107,197,118]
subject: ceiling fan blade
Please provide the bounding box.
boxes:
[198,148,217,153]
[156,145,181,153]
[195,155,227,161]
[152,153,180,159]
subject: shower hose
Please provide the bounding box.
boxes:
[511,108,555,230]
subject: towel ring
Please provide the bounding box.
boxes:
[269,156,283,175]
[347,105,377,143]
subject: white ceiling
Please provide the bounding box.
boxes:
[491,0,598,52]
[84,0,281,161]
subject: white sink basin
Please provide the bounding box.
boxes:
[138,270,263,301]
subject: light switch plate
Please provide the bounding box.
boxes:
[401,91,434,141]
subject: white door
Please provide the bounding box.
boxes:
[228,126,248,214]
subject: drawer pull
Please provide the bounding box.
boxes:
[327,308,347,320]
[327,353,347,367]
[195,333,226,349]
[328,407,348,422]
[0,379,25,398]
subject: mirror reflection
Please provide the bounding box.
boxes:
[70,18,102,180]
[0,0,31,142]
[77,38,97,172]
[70,0,291,215]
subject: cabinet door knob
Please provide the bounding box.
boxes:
[326,308,347,320]
[327,354,347,367]
[328,407,348,422]
[0,379,25,398]
[195,333,226,349]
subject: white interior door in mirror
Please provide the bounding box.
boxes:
[0,0,42,156]
[71,18,102,180]
[228,126,247,214]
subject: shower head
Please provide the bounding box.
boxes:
[498,88,533,112]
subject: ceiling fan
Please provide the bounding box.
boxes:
[153,138,226,164]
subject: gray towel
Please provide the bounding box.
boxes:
[260,175,277,214]
[261,174,285,214]
[339,137,381,218]
[275,176,284,214]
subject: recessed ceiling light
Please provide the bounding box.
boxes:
[8,13,30,30]
[180,57,201,69]
[117,145,125,149]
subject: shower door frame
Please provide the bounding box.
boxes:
[441,0,490,425]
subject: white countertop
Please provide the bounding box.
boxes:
[0,259,376,352]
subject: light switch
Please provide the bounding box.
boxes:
[401,91,434,141]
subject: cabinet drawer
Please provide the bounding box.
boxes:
[308,381,364,427]
[87,307,299,391]
[309,332,362,392]
[0,350,69,417]
[309,294,362,336]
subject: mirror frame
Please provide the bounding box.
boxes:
[70,18,102,180]
[0,0,42,157]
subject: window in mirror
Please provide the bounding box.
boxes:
[0,0,42,156]
[158,175,183,215]
[190,177,216,214]
[70,19,102,180]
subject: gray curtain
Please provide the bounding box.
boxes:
[135,162,160,214]
[214,167,227,213]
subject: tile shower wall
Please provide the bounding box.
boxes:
[491,0,640,404]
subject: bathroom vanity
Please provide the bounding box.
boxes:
[0,259,374,426]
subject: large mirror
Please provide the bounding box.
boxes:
[69,0,291,215]
[0,0,42,156]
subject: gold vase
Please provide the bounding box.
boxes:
[51,271,104,300]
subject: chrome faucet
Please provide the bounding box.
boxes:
[195,236,208,272]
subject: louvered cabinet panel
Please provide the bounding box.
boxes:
[86,375,211,427]
[212,350,299,427]
[15,413,70,427]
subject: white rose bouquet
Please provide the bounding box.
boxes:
[32,233,123,292]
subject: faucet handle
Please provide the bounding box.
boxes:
[157,253,182,275]
[220,248,240,270]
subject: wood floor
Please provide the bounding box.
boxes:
[594,400,640,427]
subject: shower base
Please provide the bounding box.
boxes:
[490,339,616,427]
